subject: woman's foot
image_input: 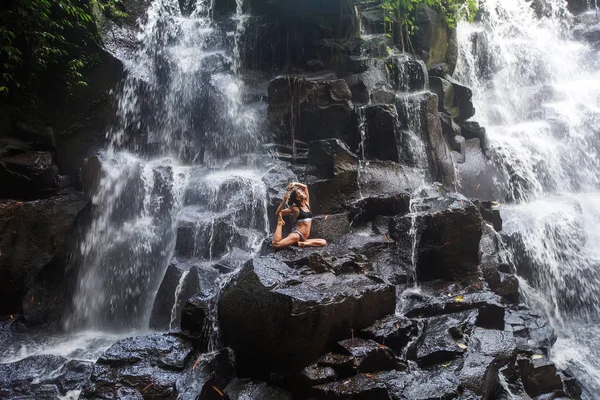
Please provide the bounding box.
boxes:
[277,213,285,226]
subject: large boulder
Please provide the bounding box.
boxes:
[360,104,402,162]
[309,138,358,179]
[0,151,60,200]
[267,73,354,145]
[81,333,230,399]
[149,259,220,331]
[389,194,483,283]
[397,92,457,188]
[218,256,395,374]
[412,5,459,75]
[0,192,88,317]
[0,355,93,399]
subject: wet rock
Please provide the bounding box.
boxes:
[316,352,356,377]
[361,104,401,162]
[299,363,338,386]
[389,56,429,93]
[455,353,499,396]
[381,369,461,400]
[338,338,398,372]
[267,73,354,144]
[0,355,92,399]
[0,151,59,200]
[180,294,211,336]
[347,56,370,73]
[505,308,557,351]
[175,348,234,399]
[469,328,517,362]
[447,78,476,122]
[459,121,488,153]
[81,153,103,194]
[402,284,506,332]
[218,256,395,374]
[349,192,411,224]
[474,201,502,232]
[150,261,188,331]
[389,195,483,283]
[430,76,458,118]
[150,259,221,331]
[410,311,475,367]
[0,192,88,316]
[360,314,416,355]
[310,173,360,215]
[82,333,195,399]
[225,378,293,400]
[309,213,352,243]
[397,92,457,188]
[311,373,391,400]
[517,354,564,397]
[309,138,358,179]
[456,138,509,201]
[413,4,459,74]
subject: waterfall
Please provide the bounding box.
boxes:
[456,0,600,395]
[68,0,267,333]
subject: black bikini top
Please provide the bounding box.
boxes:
[296,205,312,222]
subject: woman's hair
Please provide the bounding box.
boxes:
[288,188,301,207]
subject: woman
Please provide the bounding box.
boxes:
[272,182,327,249]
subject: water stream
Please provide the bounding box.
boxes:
[3,0,268,364]
[456,0,600,395]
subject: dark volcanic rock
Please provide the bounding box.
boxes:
[309,213,352,243]
[311,373,391,400]
[397,92,457,187]
[82,333,195,399]
[0,355,92,399]
[218,256,395,374]
[175,348,234,400]
[390,194,483,283]
[150,259,220,331]
[390,56,429,93]
[413,4,459,74]
[430,76,458,118]
[337,338,398,372]
[0,151,59,200]
[0,192,88,316]
[268,73,354,144]
[362,104,401,162]
[180,294,211,336]
[309,138,358,179]
[360,314,416,355]
[379,368,461,400]
[410,311,475,367]
[517,354,564,397]
[455,353,499,396]
[225,378,293,400]
[349,192,411,224]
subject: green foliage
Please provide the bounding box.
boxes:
[381,0,477,50]
[0,0,102,96]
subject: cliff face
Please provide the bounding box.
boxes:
[0,0,585,399]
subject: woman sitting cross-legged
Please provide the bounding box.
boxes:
[271,182,327,249]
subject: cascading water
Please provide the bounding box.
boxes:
[456,0,600,395]
[63,0,267,338]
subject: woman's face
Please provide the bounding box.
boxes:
[292,189,307,202]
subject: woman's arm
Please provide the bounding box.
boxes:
[275,190,292,216]
[288,182,310,205]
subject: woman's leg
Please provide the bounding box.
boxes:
[298,238,327,247]
[272,213,285,244]
[272,233,300,249]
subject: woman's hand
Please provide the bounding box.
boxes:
[287,183,294,191]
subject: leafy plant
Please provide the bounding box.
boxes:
[381,0,477,51]
[0,0,101,96]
